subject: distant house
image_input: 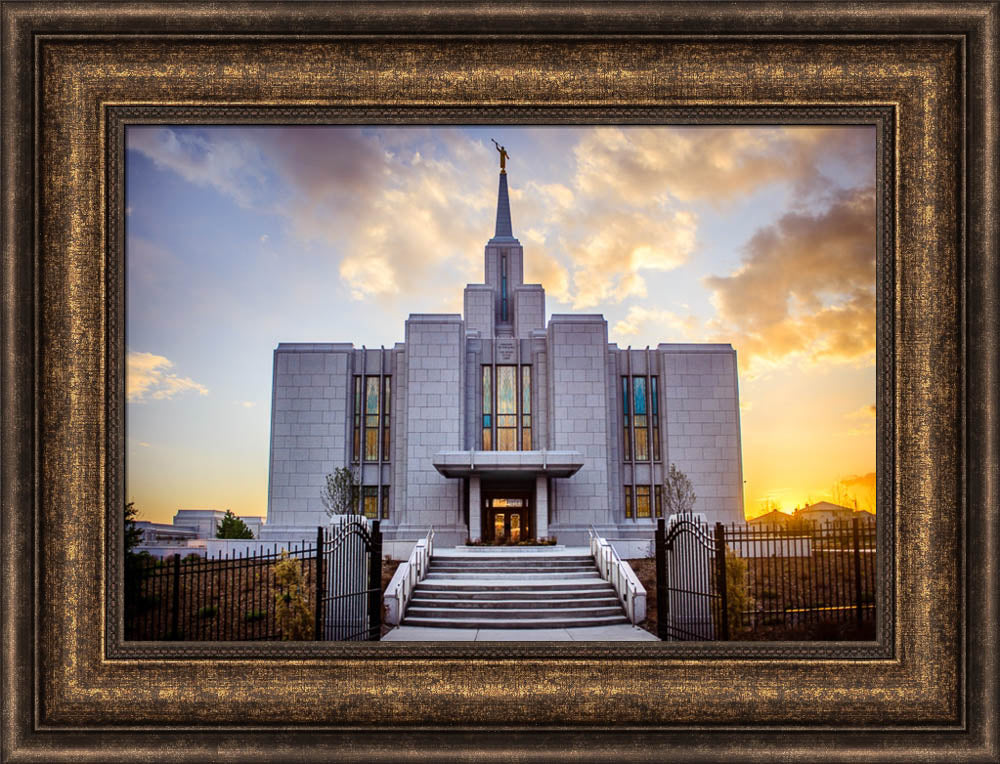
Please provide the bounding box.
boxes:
[793,501,854,527]
[748,509,792,528]
[853,507,876,524]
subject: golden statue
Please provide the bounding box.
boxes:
[491,138,510,173]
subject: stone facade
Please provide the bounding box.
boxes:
[263,169,744,553]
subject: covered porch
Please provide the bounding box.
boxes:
[431,450,584,544]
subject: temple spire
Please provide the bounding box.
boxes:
[494,171,513,239]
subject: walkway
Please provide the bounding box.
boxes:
[382,623,660,641]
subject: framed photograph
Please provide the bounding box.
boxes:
[2,2,996,761]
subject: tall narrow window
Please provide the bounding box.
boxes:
[622,377,631,460]
[382,377,391,461]
[633,377,649,461]
[381,485,390,519]
[352,376,362,463]
[364,376,380,461]
[624,485,634,519]
[636,484,651,518]
[497,365,517,451]
[521,365,532,450]
[655,484,663,518]
[482,365,492,450]
[362,486,378,519]
[651,376,661,462]
[500,252,508,322]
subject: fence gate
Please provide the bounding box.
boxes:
[655,516,728,641]
[315,518,383,641]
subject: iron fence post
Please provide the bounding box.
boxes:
[170,553,181,640]
[369,520,383,640]
[853,517,862,628]
[314,526,324,641]
[715,523,729,641]
[655,518,667,641]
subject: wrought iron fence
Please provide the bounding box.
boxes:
[655,516,877,640]
[125,521,382,641]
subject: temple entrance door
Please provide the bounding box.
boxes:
[482,485,534,544]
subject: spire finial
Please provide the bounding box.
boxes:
[491,138,510,174]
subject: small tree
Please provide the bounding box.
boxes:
[123,501,148,623]
[320,466,360,517]
[124,500,143,555]
[216,510,254,539]
[663,463,697,516]
[273,552,313,640]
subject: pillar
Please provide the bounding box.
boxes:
[535,474,548,541]
[469,476,481,542]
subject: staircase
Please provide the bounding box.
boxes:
[400,551,629,629]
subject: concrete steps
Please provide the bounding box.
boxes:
[401,552,629,629]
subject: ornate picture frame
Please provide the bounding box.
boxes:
[2,2,996,761]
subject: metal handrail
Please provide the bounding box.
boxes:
[588,525,643,624]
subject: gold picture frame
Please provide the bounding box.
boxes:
[2,2,996,760]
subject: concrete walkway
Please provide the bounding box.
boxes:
[382,624,660,641]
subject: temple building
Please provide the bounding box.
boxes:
[261,159,745,555]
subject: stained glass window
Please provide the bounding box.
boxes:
[362,486,378,519]
[382,377,391,461]
[636,485,651,518]
[521,365,532,450]
[655,484,663,518]
[364,376,380,461]
[633,377,649,460]
[352,376,362,463]
[651,376,660,462]
[381,485,390,519]
[482,365,492,450]
[622,377,631,460]
[497,365,517,451]
[624,485,633,519]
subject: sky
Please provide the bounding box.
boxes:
[125,125,877,524]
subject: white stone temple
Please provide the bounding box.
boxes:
[260,159,745,556]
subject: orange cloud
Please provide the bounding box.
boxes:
[704,186,876,376]
[127,351,209,402]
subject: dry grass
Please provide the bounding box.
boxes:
[626,557,875,641]
[126,554,401,641]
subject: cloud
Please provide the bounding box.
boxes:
[127,125,875,316]
[611,305,700,341]
[843,403,877,436]
[129,127,491,307]
[703,186,876,375]
[234,400,256,409]
[571,126,874,206]
[127,351,209,402]
[845,404,876,420]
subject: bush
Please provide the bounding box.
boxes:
[273,552,313,640]
[244,610,266,623]
[197,605,218,619]
[724,549,753,635]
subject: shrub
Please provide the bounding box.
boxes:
[244,610,266,623]
[724,549,753,635]
[197,605,218,619]
[273,552,313,640]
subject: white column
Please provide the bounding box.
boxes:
[535,474,548,541]
[469,476,481,542]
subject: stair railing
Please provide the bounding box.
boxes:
[384,527,434,626]
[587,525,646,625]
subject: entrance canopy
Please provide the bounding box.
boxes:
[432,450,584,479]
